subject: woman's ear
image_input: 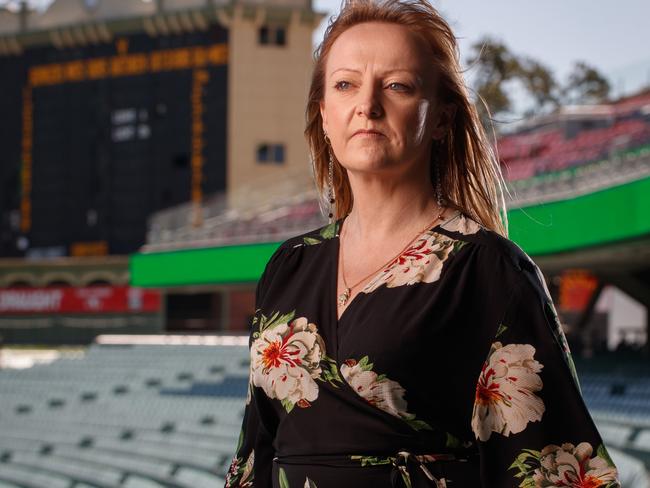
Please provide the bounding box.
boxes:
[319,100,328,135]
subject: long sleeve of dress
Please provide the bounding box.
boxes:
[471,260,622,488]
[224,246,284,488]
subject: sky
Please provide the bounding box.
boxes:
[313,0,650,115]
[22,0,650,112]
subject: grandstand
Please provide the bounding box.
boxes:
[1,340,650,487]
[575,353,650,480]
[0,338,250,487]
[1,0,649,484]
[142,89,650,251]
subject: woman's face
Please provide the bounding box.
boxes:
[320,21,451,177]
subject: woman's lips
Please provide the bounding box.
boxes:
[354,130,384,137]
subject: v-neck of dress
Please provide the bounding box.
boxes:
[332,209,462,327]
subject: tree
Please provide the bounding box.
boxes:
[466,37,611,134]
[466,36,524,134]
[515,56,561,116]
[560,61,611,105]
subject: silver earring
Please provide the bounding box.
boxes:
[324,132,335,223]
[434,139,445,208]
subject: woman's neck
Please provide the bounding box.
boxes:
[342,197,446,244]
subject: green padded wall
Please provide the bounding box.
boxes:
[130,175,650,287]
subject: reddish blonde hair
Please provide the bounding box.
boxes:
[304,0,509,237]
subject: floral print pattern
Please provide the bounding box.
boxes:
[471,341,545,441]
[300,220,338,246]
[509,441,620,487]
[277,468,319,488]
[341,355,432,431]
[303,477,318,488]
[225,449,254,487]
[350,452,450,488]
[350,210,479,294]
[250,309,342,412]
[294,211,480,300]
[438,210,482,235]
[226,208,621,488]
[361,232,468,294]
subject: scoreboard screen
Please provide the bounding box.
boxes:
[0,24,228,257]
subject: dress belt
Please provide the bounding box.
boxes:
[273,448,478,488]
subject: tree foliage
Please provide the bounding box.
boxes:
[466,36,611,134]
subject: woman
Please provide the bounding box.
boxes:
[225,0,622,486]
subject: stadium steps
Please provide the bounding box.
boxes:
[1,416,231,450]
[0,463,71,488]
[0,481,22,488]
[0,438,225,488]
[3,447,208,488]
[0,344,251,485]
[4,450,124,487]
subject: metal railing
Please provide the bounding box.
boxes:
[141,143,650,252]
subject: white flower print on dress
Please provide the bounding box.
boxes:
[341,355,432,431]
[250,310,342,412]
[362,232,465,294]
[509,441,620,487]
[438,210,482,235]
[471,341,545,441]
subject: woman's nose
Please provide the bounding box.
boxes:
[356,83,383,118]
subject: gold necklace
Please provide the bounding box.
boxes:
[337,206,447,308]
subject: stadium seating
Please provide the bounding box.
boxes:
[573,354,650,468]
[500,114,650,179]
[0,343,252,487]
[1,344,649,484]
[141,105,650,251]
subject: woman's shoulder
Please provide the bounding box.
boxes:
[271,219,339,255]
[437,210,551,308]
[437,209,539,277]
[262,219,338,272]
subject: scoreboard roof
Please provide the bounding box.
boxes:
[0,0,322,53]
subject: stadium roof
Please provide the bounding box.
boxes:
[0,0,322,53]
[502,87,650,136]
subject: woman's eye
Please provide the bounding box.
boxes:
[388,82,410,91]
[333,81,410,91]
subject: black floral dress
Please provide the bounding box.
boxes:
[224,209,621,488]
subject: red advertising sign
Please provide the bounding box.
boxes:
[0,286,161,314]
[559,269,598,312]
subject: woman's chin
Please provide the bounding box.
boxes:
[341,156,400,173]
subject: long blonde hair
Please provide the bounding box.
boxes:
[304,0,509,237]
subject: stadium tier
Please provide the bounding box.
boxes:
[573,354,650,472]
[141,91,650,251]
[0,342,251,487]
[1,342,649,486]
[499,93,650,181]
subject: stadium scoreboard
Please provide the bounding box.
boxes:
[0,25,228,257]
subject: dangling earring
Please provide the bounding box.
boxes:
[324,131,335,223]
[434,138,445,209]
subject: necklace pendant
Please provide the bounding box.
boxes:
[338,287,351,307]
